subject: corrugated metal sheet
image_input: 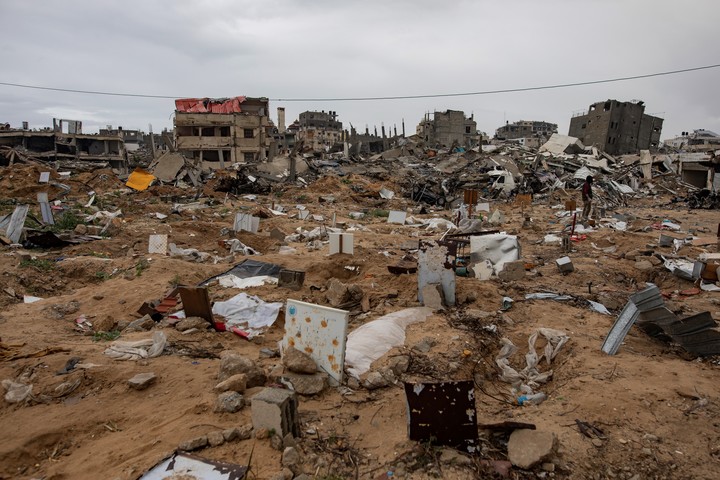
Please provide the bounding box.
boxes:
[175,97,247,113]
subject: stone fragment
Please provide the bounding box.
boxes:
[269,468,294,480]
[218,352,266,387]
[215,391,244,413]
[387,355,410,375]
[127,372,157,390]
[280,372,327,395]
[207,431,225,447]
[439,448,473,465]
[124,315,155,332]
[498,260,526,281]
[635,259,654,271]
[283,433,297,449]
[271,433,284,450]
[176,316,211,332]
[281,446,300,472]
[93,315,116,333]
[363,371,390,390]
[412,337,437,353]
[507,429,557,469]
[214,374,248,393]
[178,435,208,451]
[283,347,317,374]
[74,224,88,235]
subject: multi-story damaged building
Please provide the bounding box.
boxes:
[416,110,478,148]
[664,129,720,151]
[495,120,557,140]
[0,118,127,171]
[295,110,343,152]
[568,99,663,155]
[174,96,274,168]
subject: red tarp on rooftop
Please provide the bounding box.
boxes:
[175,96,247,114]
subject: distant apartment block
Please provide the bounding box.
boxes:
[568,99,663,155]
[495,120,557,140]
[416,110,478,148]
[174,96,274,168]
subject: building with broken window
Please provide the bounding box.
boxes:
[495,120,557,141]
[294,111,343,152]
[416,110,478,149]
[0,118,127,171]
[568,99,663,155]
[173,96,275,168]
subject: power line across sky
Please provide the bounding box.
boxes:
[0,63,718,102]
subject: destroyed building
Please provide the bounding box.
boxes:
[664,129,720,151]
[0,118,128,171]
[174,96,275,168]
[416,110,478,148]
[294,110,344,152]
[495,120,558,141]
[568,99,663,155]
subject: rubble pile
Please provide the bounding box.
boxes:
[0,136,719,480]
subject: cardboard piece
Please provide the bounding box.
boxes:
[178,287,214,325]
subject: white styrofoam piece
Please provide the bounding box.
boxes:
[387,211,407,224]
[39,172,50,183]
[281,300,349,385]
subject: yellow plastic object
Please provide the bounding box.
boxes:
[126,168,156,191]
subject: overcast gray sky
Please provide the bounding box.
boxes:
[1,0,718,141]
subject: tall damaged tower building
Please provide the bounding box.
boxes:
[568,99,663,155]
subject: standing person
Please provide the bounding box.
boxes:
[582,175,593,219]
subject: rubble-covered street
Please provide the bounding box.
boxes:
[1,133,719,480]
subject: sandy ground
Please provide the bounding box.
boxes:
[1,164,720,480]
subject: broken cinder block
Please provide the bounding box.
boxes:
[556,256,574,274]
[251,387,300,438]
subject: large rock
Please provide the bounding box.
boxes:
[176,316,211,332]
[283,347,317,374]
[124,315,155,332]
[127,372,157,390]
[218,352,266,387]
[178,435,208,451]
[280,372,327,395]
[215,391,245,413]
[207,431,225,447]
[507,429,557,469]
[363,371,390,390]
[223,424,253,442]
[214,374,247,393]
[325,278,363,307]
